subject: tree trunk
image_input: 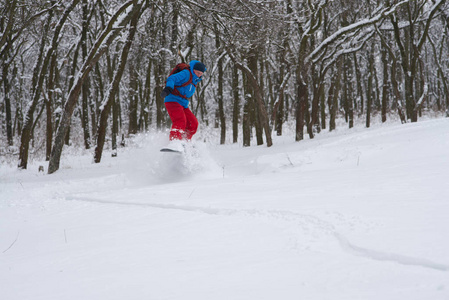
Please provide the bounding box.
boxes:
[353,53,364,114]
[215,30,225,144]
[346,56,354,128]
[275,88,285,136]
[142,58,152,131]
[19,1,59,169]
[128,61,139,135]
[329,61,342,131]
[381,46,389,123]
[308,64,322,139]
[275,0,292,136]
[170,0,179,65]
[81,0,91,149]
[295,70,308,142]
[111,94,119,157]
[366,46,374,128]
[246,48,263,146]
[92,62,105,138]
[320,79,326,131]
[232,65,239,143]
[2,52,13,146]
[242,99,251,147]
[46,53,57,160]
[155,61,164,129]
[242,74,251,147]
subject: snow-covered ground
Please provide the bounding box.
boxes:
[1,118,449,300]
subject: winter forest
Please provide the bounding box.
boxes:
[1,0,448,173]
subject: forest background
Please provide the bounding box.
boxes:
[1,0,448,173]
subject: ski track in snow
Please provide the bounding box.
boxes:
[66,193,449,272]
[335,233,449,272]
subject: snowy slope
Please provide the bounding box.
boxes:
[1,118,449,300]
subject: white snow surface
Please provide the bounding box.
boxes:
[1,118,449,300]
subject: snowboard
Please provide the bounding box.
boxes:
[160,148,183,154]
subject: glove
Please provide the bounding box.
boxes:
[160,86,173,98]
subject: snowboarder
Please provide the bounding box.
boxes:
[160,60,206,151]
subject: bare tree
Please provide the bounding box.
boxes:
[80,0,92,149]
[19,0,79,169]
[48,0,138,174]
[94,3,144,163]
[385,0,446,122]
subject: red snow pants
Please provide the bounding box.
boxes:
[165,102,198,140]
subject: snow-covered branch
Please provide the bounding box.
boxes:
[417,0,446,52]
[415,84,429,112]
[307,0,411,62]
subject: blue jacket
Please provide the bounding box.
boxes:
[164,60,205,108]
